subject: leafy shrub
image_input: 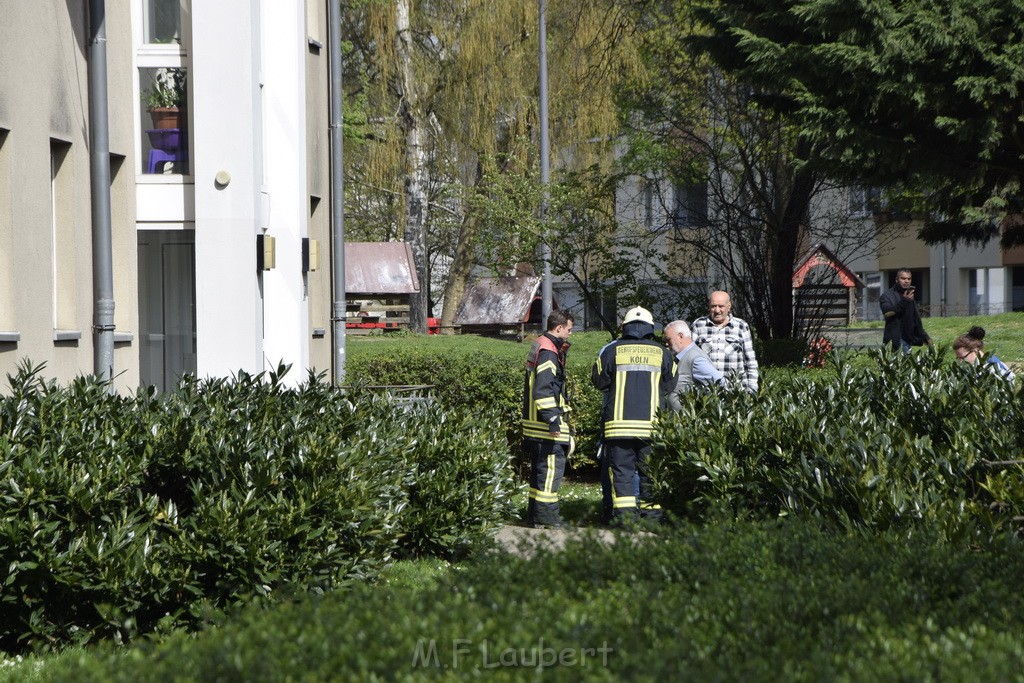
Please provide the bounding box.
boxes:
[754,337,810,367]
[17,520,1024,681]
[347,346,607,473]
[0,363,512,652]
[653,346,1024,540]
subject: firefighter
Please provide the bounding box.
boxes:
[592,306,675,524]
[522,310,574,528]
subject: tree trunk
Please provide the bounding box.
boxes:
[439,212,478,331]
[396,0,430,333]
[768,161,817,340]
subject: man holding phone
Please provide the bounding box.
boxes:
[880,269,931,352]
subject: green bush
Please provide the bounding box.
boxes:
[754,336,810,367]
[347,344,608,473]
[15,520,1024,681]
[653,346,1024,539]
[0,363,512,652]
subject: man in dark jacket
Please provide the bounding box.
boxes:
[591,306,675,524]
[522,310,574,528]
[880,269,931,351]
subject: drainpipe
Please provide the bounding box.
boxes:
[88,0,115,384]
[328,0,346,385]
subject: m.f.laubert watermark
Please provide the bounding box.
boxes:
[411,638,614,671]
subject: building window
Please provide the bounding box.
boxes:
[1012,266,1024,313]
[0,129,11,332]
[140,67,189,174]
[642,180,654,229]
[848,186,882,218]
[50,140,76,330]
[137,0,191,176]
[672,181,708,232]
[859,272,882,322]
[144,0,182,45]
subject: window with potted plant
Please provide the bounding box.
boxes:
[141,67,188,174]
[143,67,186,129]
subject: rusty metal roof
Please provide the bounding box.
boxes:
[345,242,420,295]
[453,276,542,325]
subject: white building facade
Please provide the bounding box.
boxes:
[0,0,333,391]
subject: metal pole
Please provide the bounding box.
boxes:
[538,0,552,323]
[328,0,346,385]
[87,0,115,385]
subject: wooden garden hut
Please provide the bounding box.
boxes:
[344,242,420,332]
[453,276,555,340]
[792,244,865,330]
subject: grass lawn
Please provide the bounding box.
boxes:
[853,310,1024,362]
[347,328,616,375]
[349,311,1023,366]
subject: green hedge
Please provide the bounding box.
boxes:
[14,520,1024,681]
[653,346,1024,539]
[0,363,513,652]
[347,346,607,472]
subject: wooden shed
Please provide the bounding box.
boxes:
[792,244,865,330]
[453,276,554,340]
[345,242,420,333]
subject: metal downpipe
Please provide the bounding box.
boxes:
[328,0,346,385]
[87,0,116,384]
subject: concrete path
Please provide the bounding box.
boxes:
[493,523,644,559]
[828,328,882,348]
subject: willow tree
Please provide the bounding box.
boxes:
[342,0,644,331]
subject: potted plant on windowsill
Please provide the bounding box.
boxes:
[143,67,186,130]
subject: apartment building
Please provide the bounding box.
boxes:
[0,0,332,391]
[592,173,1024,330]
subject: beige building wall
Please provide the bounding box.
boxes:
[0,1,139,391]
[876,220,930,272]
[305,0,331,377]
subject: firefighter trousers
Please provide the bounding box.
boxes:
[525,438,566,526]
[603,438,661,523]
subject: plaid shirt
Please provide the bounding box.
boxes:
[690,315,759,392]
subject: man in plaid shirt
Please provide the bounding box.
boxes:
[691,291,759,392]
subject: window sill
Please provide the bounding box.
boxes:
[0,331,20,343]
[53,329,82,342]
[136,174,193,185]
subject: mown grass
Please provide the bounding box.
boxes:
[352,311,1023,367]
[852,311,1024,362]
[348,329,617,376]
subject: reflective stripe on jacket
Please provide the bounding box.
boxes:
[522,332,571,443]
[591,333,675,439]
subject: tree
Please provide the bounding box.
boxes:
[471,161,698,332]
[342,0,647,331]
[341,1,642,331]
[618,2,885,340]
[689,0,1024,248]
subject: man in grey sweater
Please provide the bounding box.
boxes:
[664,320,725,410]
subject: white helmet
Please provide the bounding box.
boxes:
[622,306,654,325]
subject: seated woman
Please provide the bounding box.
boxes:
[951,326,1016,381]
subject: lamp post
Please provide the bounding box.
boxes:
[538,0,552,324]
